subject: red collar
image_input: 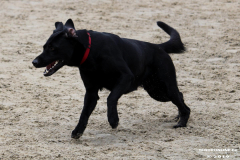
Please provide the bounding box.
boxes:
[80,32,91,65]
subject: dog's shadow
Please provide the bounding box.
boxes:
[69,116,181,146]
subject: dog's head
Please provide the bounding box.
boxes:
[32,19,79,76]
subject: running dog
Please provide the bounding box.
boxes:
[32,19,190,139]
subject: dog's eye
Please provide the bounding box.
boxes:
[49,47,55,51]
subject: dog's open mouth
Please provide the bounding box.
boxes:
[44,60,65,76]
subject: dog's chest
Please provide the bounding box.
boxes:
[80,69,120,91]
[98,72,120,90]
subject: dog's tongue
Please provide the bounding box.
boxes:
[46,61,56,70]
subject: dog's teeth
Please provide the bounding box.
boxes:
[44,69,48,74]
[53,61,58,67]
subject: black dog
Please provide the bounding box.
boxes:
[32,19,190,139]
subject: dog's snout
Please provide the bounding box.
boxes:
[32,59,39,67]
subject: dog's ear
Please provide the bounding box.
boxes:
[55,22,60,28]
[65,19,75,30]
[64,19,78,37]
[65,28,78,37]
[54,22,64,33]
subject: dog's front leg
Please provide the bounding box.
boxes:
[71,88,99,139]
[107,74,134,129]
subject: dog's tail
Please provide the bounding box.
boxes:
[157,21,185,54]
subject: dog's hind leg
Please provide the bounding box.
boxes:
[143,73,187,123]
[173,91,184,122]
[71,88,99,139]
[153,55,190,128]
[166,84,190,128]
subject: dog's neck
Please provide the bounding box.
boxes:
[76,30,90,49]
[68,30,96,70]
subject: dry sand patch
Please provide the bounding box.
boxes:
[0,0,239,159]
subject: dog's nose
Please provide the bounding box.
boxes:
[32,59,39,67]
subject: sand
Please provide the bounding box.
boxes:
[0,0,239,159]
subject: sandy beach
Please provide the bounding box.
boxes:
[0,0,239,159]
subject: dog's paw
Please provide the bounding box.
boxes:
[173,122,186,128]
[110,121,119,129]
[71,130,83,139]
[174,114,189,128]
[108,116,119,129]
